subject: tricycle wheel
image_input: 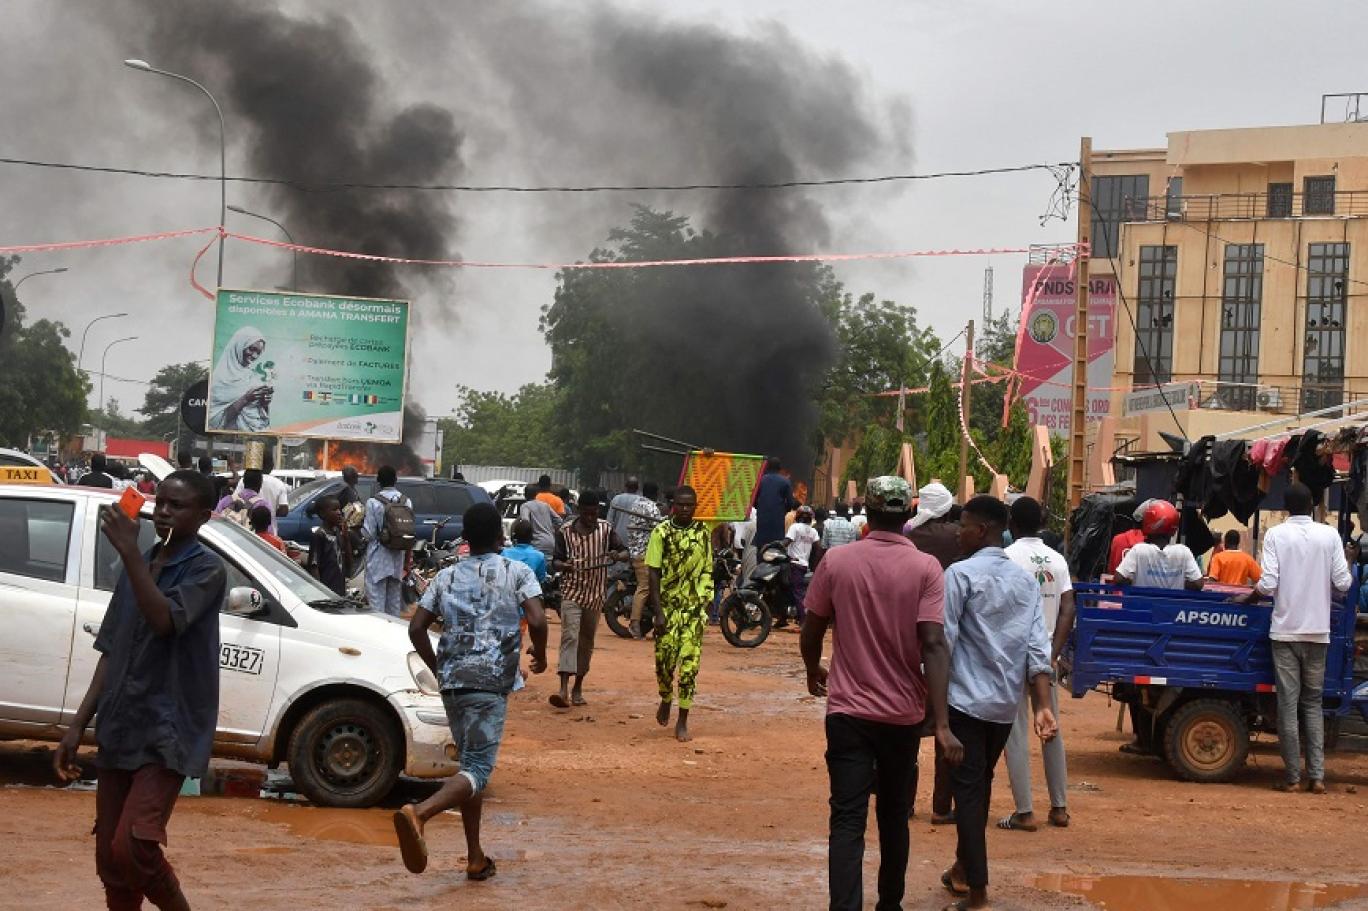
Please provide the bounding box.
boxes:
[1163,698,1248,783]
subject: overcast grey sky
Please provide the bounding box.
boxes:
[4,0,1366,419]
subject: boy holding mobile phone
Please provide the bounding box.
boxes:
[54,470,225,911]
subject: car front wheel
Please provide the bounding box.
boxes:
[287,697,403,808]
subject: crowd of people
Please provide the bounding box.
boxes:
[48,445,1359,911]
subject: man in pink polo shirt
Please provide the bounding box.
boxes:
[801,476,962,911]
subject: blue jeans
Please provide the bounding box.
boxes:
[441,690,508,794]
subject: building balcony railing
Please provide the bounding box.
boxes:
[1189,380,1368,417]
[1122,190,1368,223]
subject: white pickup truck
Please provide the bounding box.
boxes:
[0,481,457,807]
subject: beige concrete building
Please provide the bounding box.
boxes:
[1089,116,1368,451]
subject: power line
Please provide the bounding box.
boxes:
[1080,195,1189,441]
[0,155,1075,194]
[1174,218,1368,290]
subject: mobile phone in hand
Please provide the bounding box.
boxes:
[117,487,145,520]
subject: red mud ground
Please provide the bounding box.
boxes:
[4,619,1368,910]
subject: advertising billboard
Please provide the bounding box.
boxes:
[207,289,409,442]
[1017,265,1116,436]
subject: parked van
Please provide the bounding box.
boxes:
[0,482,456,807]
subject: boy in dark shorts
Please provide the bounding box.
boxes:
[395,502,549,881]
[54,470,226,911]
[306,495,353,596]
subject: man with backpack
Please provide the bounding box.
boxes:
[363,465,415,616]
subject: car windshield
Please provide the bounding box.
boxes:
[209,518,339,605]
[287,476,337,508]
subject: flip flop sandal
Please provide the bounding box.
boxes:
[1048,809,1071,828]
[930,812,956,825]
[467,856,497,882]
[548,694,570,709]
[941,868,969,896]
[571,695,588,706]
[1118,742,1148,755]
[1272,781,1300,792]
[996,813,1038,832]
[392,805,428,874]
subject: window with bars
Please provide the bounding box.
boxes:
[1133,245,1177,386]
[1304,175,1336,216]
[1302,242,1350,411]
[1267,183,1293,218]
[1091,174,1150,260]
[1218,244,1263,410]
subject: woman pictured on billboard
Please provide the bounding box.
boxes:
[208,326,275,432]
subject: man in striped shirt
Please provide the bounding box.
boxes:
[550,490,628,708]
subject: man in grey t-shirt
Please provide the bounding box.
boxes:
[518,482,562,562]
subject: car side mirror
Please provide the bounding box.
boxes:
[226,586,267,618]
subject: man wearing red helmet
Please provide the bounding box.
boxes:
[1114,500,1203,592]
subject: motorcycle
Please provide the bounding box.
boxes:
[603,561,658,639]
[719,541,801,648]
[402,516,460,605]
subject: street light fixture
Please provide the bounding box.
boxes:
[124,58,227,291]
[77,312,129,375]
[13,266,69,292]
[99,336,139,418]
[228,204,299,291]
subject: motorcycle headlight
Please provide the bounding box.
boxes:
[407,652,441,697]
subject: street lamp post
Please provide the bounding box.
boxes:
[99,336,139,419]
[228,205,298,291]
[13,266,69,292]
[124,59,226,291]
[77,312,130,374]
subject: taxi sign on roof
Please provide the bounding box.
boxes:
[0,465,55,485]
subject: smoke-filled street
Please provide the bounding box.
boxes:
[5,623,1368,911]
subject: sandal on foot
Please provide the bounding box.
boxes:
[1048,808,1071,828]
[930,812,956,825]
[940,868,969,896]
[467,856,497,882]
[1308,780,1327,794]
[571,694,588,707]
[1272,780,1300,792]
[996,812,1038,832]
[1118,742,1149,755]
[392,805,428,874]
[548,694,570,709]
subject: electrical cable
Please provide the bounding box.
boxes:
[1080,194,1190,442]
[1175,219,1368,290]
[0,154,1075,194]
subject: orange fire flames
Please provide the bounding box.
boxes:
[793,481,809,505]
[319,441,382,474]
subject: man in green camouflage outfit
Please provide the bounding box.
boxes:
[646,485,713,742]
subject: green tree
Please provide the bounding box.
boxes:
[816,292,941,451]
[139,362,209,442]
[440,383,562,469]
[0,257,89,447]
[88,398,146,438]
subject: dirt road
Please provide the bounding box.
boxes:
[4,620,1368,910]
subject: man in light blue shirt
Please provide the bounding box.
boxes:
[940,495,1056,911]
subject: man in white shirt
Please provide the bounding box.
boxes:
[235,452,289,519]
[783,506,821,626]
[1000,496,1074,831]
[1114,500,1203,591]
[1249,482,1352,794]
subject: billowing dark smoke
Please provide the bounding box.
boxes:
[131,1,462,301]
[97,1,901,474]
[460,12,895,468]
[126,0,461,471]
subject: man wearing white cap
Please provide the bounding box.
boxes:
[905,482,961,571]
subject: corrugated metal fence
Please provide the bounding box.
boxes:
[453,464,580,489]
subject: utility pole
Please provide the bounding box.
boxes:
[957,319,975,501]
[1067,136,1093,510]
[982,267,994,324]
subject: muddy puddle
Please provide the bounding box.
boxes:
[1033,873,1368,910]
[251,803,400,847]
